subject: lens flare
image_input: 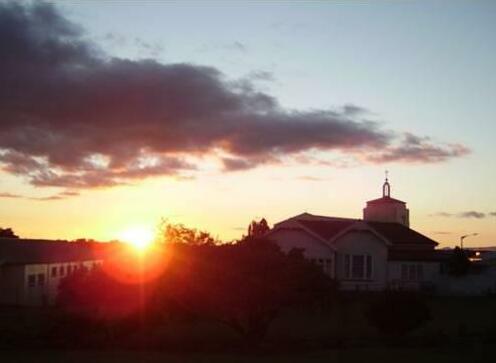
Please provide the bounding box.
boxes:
[118,225,154,251]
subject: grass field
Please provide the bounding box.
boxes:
[0,345,493,363]
[1,295,495,362]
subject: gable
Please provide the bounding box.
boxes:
[333,229,389,254]
[267,227,334,257]
[297,219,355,240]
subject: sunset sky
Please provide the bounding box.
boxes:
[0,1,495,248]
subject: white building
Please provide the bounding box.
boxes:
[267,177,446,291]
[0,238,103,306]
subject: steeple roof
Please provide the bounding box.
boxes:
[366,172,405,205]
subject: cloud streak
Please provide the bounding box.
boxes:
[0,190,80,201]
[0,2,470,190]
[432,211,494,219]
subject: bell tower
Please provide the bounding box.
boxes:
[363,172,410,227]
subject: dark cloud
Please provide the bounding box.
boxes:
[0,2,470,190]
[432,211,487,219]
[458,211,486,219]
[221,157,260,172]
[431,212,454,218]
[369,133,469,163]
[342,104,369,116]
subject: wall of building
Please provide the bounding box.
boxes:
[269,228,335,277]
[435,268,496,296]
[333,230,388,291]
[363,203,409,226]
[0,265,25,305]
[387,261,440,290]
[1,260,102,306]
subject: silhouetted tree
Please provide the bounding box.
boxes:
[247,218,270,238]
[157,219,218,245]
[157,238,335,345]
[365,290,431,337]
[57,233,336,347]
[448,246,470,276]
[0,227,18,238]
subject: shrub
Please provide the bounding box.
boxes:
[365,290,431,337]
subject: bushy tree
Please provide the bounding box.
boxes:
[365,290,431,337]
[448,246,470,276]
[58,237,336,346]
[247,218,270,238]
[157,219,218,245]
[0,227,18,238]
[156,238,335,344]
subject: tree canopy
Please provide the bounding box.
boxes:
[58,235,336,345]
[0,227,18,238]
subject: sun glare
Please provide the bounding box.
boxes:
[119,226,155,251]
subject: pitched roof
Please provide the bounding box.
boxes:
[0,238,106,265]
[298,219,355,241]
[366,196,406,205]
[366,221,438,247]
[290,214,438,247]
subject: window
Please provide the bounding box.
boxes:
[417,265,424,280]
[67,265,72,274]
[325,259,332,274]
[408,265,416,280]
[366,255,372,279]
[37,273,45,286]
[51,266,57,277]
[400,264,424,281]
[401,264,408,280]
[352,255,364,279]
[59,266,65,276]
[28,274,36,288]
[344,254,373,280]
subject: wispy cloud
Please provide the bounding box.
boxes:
[295,176,330,182]
[431,211,491,219]
[431,231,453,235]
[0,190,79,201]
[0,192,23,199]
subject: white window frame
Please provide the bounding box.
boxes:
[344,254,373,280]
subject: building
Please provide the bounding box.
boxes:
[267,177,446,291]
[0,238,103,306]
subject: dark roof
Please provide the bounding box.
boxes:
[298,219,355,240]
[366,221,438,247]
[0,238,106,265]
[366,196,406,205]
[388,249,451,262]
[295,217,438,247]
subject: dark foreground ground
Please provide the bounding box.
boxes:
[0,345,494,363]
[1,295,495,362]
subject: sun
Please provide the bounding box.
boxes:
[118,225,155,251]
